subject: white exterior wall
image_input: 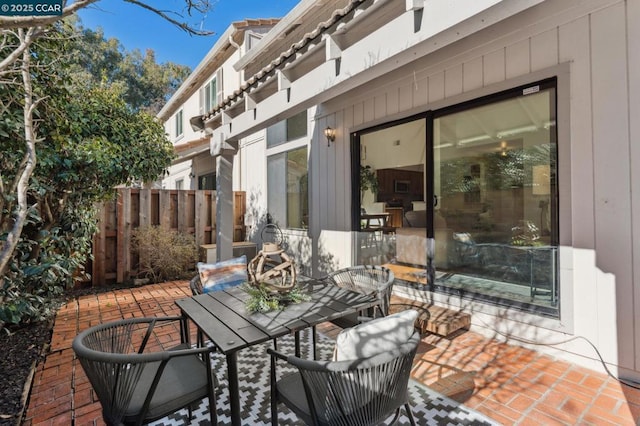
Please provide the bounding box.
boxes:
[235,109,352,277]
[289,0,639,377]
[164,162,192,189]
[161,51,243,189]
[238,131,267,238]
[163,90,204,150]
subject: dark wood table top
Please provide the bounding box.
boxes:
[175,280,379,354]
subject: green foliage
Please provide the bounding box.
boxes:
[439,144,556,195]
[360,165,378,193]
[511,220,543,246]
[243,283,311,313]
[68,20,191,114]
[43,84,175,192]
[0,21,179,327]
[132,226,197,283]
[0,206,94,326]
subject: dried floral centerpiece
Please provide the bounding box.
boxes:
[245,242,309,313]
[248,242,297,292]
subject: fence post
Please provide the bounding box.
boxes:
[116,188,132,283]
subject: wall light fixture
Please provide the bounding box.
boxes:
[324,127,336,146]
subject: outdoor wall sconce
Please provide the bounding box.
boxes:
[324,126,336,146]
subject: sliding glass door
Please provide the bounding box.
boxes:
[352,78,559,316]
[432,79,558,314]
[353,117,428,271]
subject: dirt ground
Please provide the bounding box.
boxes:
[0,320,51,426]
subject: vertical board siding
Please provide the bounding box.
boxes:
[413,76,429,108]
[387,86,399,116]
[462,57,484,93]
[531,28,559,71]
[318,0,637,371]
[336,109,349,231]
[92,189,245,286]
[483,48,506,86]
[590,2,634,368]
[558,15,599,352]
[428,72,445,103]
[629,0,640,371]
[374,93,387,120]
[444,64,463,98]
[399,81,413,112]
[505,39,530,79]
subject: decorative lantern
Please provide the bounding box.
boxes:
[248,242,297,293]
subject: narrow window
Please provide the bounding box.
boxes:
[175,109,183,138]
[203,77,217,112]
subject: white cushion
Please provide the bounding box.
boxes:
[333,309,419,361]
[197,255,247,293]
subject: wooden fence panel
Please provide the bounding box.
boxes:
[92,189,245,286]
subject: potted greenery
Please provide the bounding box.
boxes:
[360,165,378,202]
[243,282,311,313]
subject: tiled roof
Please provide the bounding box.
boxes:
[157,18,280,121]
[201,0,366,123]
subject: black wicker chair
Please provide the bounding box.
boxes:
[268,331,419,425]
[72,316,217,426]
[325,265,395,329]
[190,274,204,295]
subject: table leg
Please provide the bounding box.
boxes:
[312,326,317,360]
[226,352,241,426]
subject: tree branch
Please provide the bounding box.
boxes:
[0,27,36,72]
[0,0,214,36]
[0,29,38,278]
[123,0,214,36]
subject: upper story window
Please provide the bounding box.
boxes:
[175,109,183,138]
[204,78,216,112]
[200,69,223,115]
[266,110,308,148]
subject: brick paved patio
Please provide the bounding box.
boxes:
[23,280,640,425]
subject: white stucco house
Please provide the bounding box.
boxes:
[162,0,640,384]
[157,18,279,191]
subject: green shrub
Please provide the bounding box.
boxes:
[132,226,197,283]
[0,205,95,329]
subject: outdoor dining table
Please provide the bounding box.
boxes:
[174,279,380,426]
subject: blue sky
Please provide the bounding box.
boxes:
[77,0,300,70]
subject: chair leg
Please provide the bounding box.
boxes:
[387,407,402,424]
[404,403,416,426]
[205,351,217,425]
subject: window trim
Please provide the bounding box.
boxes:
[202,76,218,113]
[267,142,309,231]
[350,70,568,324]
[175,109,184,139]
